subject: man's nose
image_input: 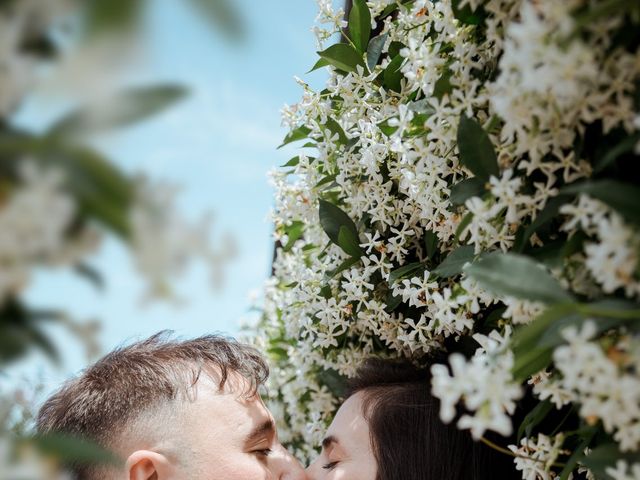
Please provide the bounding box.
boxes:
[304,456,320,479]
[269,443,309,480]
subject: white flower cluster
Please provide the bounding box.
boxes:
[259,0,640,473]
[561,195,640,298]
[0,162,96,303]
[554,321,640,452]
[508,433,565,480]
[130,178,236,301]
[0,0,71,116]
[431,329,522,438]
[606,460,640,480]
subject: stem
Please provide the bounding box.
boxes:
[480,437,567,469]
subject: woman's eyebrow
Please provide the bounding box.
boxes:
[322,435,338,450]
[244,419,276,446]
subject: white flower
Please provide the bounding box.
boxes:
[605,460,640,480]
[509,434,564,480]
[554,321,640,451]
[0,161,78,302]
[130,178,236,301]
[431,336,522,439]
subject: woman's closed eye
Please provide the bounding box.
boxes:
[322,461,338,470]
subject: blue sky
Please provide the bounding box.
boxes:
[7,0,324,393]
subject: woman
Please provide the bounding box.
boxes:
[306,358,518,479]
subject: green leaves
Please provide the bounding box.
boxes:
[186,0,246,41]
[509,299,638,381]
[389,262,424,284]
[278,126,312,149]
[580,443,640,480]
[0,135,134,238]
[451,0,487,25]
[450,177,485,206]
[457,115,499,182]
[315,44,367,74]
[517,399,553,441]
[367,34,388,71]
[510,303,579,381]
[323,117,348,145]
[383,54,404,92]
[593,132,640,173]
[349,0,372,54]
[49,85,188,138]
[318,200,363,258]
[464,252,573,304]
[562,180,640,226]
[433,245,475,277]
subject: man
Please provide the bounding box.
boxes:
[37,332,307,480]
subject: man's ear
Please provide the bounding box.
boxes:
[126,450,173,480]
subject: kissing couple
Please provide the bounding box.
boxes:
[37,333,516,479]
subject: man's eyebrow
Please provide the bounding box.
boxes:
[322,435,338,450]
[244,419,276,445]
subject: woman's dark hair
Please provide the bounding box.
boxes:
[347,358,519,480]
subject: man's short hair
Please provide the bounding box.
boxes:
[36,331,269,479]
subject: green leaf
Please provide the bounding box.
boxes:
[319,200,361,256]
[514,196,567,252]
[325,257,360,282]
[74,263,105,291]
[281,156,302,168]
[457,115,499,182]
[510,304,579,381]
[349,0,372,53]
[49,85,188,137]
[517,400,553,441]
[424,230,438,260]
[454,212,473,243]
[0,135,134,237]
[319,284,333,299]
[558,427,598,480]
[385,291,403,312]
[185,0,246,40]
[316,368,348,397]
[282,221,305,252]
[433,245,475,277]
[562,180,640,226]
[389,262,424,284]
[278,125,312,149]
[581,444,640,480]
[54,145,133,237]
[367,34,388,71]
[450,177,485,206]
[84,0,142,35]
[380,3,399,19]
[317,43,366,74]
[464,252,573,304]
[593,132,640,173]
[309,57,331,72]
[433,68,453,100]
[451,0,487,25]
[383,54,404,92]
[338,226,364,258]
[323,117,348,145]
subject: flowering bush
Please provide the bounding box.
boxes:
[1,0,239,475]
[257,0,640,477]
